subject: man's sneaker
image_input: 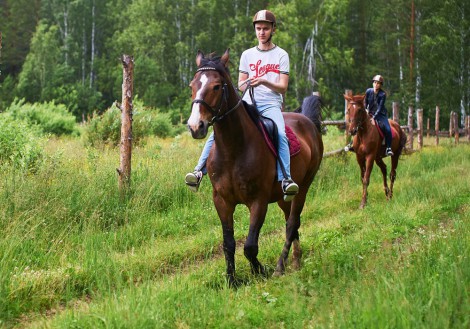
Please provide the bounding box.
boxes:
[282,179,299,202]
[386,147,394,157]
[185,171,203,192]
[344,142,354,152]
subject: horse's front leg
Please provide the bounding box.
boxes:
[375,158,390,199]
[214,196,236,285]
[244,202,268,276]
[360,157,375,209]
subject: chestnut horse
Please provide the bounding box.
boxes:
[344,94,407,209]
[187,49,323,285]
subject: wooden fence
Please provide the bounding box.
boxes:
[321,90,470,158]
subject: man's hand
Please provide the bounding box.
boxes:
[249,77,263,87]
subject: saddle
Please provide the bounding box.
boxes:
[243,101,301,157]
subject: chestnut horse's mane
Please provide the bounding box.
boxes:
[351,94,365,104]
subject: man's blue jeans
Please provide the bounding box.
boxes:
[194,102,291,181]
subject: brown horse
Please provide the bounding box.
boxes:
[187,49,323,285]
[344,94,407,209]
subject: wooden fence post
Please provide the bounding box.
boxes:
[392,102,399,123]
[117,55,134,196]
[407,106,414,150]
[465,115,470,142]
[435,106,440,146]
[453,111,459,144]
[344,89,352,144]
[426,118,430,139]
[0,31,2,76]
[417,109,423,150]
[449,111,454,138]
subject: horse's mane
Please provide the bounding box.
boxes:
[198,53,231,76]
[243,100,261,122]
[351,94,365,104]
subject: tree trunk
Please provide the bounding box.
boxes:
[435,106,439,146]
[414,9,421,108]
[117,55,134,196]
[89,0,96,88]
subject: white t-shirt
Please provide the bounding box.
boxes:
[239,45,289,106]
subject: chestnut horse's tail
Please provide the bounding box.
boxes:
[294,94,323,133]
[397,126,407,157]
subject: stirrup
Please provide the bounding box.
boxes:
[282,179,299,202]
[185,171,203,192]
[386,147,394,156]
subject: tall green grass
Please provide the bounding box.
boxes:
[0,130,468,328]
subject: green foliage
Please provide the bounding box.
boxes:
[82,106,122,147]
[2,0,470,130]
[0,134,468,327]
[16,23,61,104]
[5,99,79,136]
[0,75,17,112]
[0,115,45,171]
[82,100,185,147]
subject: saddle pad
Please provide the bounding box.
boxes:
[259,123,301,157]
[375,121,396,140]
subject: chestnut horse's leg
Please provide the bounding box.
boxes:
[244,202,268,276]
[375,157,391,199]
[360,156,375,209]
[389,153,399,199]
[214,196,237,285]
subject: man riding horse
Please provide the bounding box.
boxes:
[185,9,299,201]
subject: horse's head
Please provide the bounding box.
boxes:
[187,48,237,139]
[344,94,366,136]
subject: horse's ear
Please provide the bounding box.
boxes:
[221,48,230,68]
[196,50,204,67]
[343,94,351,101]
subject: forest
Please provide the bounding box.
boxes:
[1,0,469,128]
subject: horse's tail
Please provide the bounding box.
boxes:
[396,126,407,157]
[295,94,323,134]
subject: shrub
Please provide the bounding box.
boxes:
[6,99,79,136]
[0,115,45,171]
[83,100,184,147]
[82,105,122,146]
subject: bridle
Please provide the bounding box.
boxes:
[191,66,243,126]
[348,101,367,135]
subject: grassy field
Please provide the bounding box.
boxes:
[0,128,469,328]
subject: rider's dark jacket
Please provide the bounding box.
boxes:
[365,88,387,119]
[365,87,392,148]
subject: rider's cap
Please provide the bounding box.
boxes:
[252,10,276,27]
[372,75,384,83]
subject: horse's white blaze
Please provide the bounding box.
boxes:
[187,74,209,128]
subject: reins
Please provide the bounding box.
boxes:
[191,66,244,126]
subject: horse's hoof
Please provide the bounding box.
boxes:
[291,258,301,270]
[273,270,283,277]
[273,263,285,277]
